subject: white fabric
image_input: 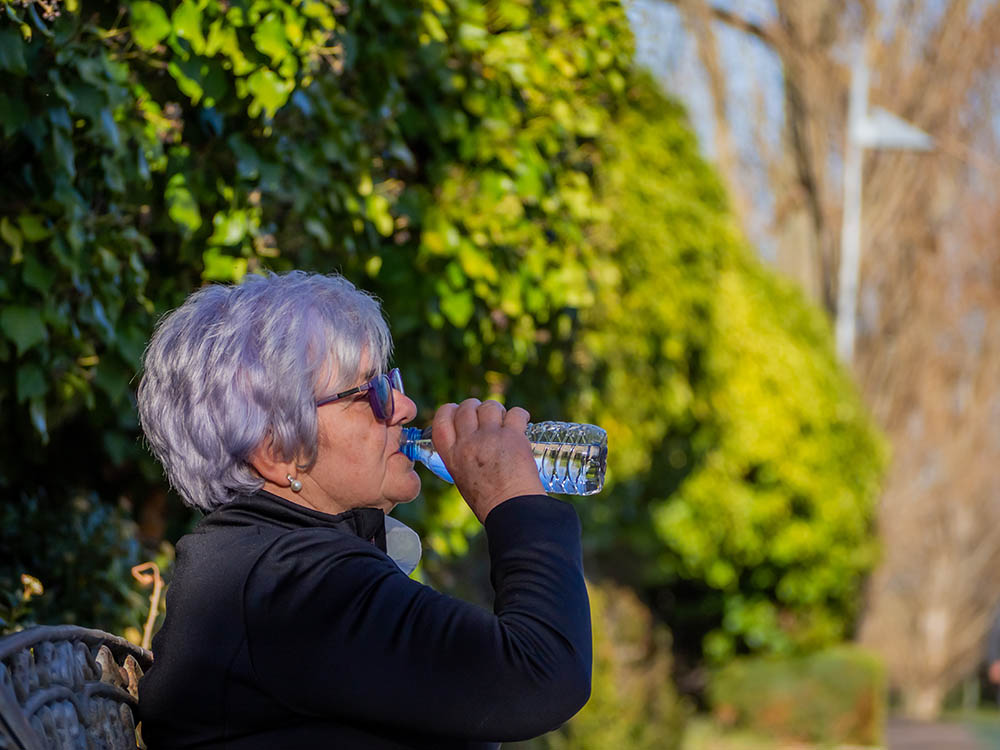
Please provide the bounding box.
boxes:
[384,514,422,576]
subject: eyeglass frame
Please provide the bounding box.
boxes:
[315,368,404,422]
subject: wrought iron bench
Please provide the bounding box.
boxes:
[0,625,152,750]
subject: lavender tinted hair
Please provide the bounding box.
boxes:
[137,271,392,511]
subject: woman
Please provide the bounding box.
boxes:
[136,271,591,749]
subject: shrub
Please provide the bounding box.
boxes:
[708,646,887,746]
[544,580,688,750]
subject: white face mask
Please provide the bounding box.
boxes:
[383,514,422,576]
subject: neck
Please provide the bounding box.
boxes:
[258,479,392,516]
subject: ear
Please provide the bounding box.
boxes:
[249,437,299,486]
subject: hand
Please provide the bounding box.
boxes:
[431,398,545,523]
[989,661,1000,684]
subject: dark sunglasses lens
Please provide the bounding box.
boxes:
[389,368,404,394]
[369,374,393,421]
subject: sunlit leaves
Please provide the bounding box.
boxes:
[171,2,205,55]
[129,2,170,51]
[164,173,202,234]
[245,67,294,118]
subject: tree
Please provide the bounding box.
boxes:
[642,0,1000,716]
[0,0,882,681]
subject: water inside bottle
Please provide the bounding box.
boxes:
[400,423,607,496]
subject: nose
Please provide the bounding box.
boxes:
[392,391,418,426]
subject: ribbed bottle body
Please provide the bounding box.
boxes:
[400,421,607,496]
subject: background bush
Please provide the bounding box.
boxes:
[0,0,884,678]
[547,580,689,750]
[708,646,887,746]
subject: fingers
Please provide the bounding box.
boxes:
[476,400,506,430]
[452,398,481,438]
[432,402,459,454]
[503,406,530,433]
[452,398,510,436]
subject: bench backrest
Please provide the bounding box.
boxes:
[0,625,153,750]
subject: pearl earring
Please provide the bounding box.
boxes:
[286,474,303,493]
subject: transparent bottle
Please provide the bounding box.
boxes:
[400,421,608,496]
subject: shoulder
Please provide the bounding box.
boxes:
[246,526,401,602]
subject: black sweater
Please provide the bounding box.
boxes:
[137,491,592,749]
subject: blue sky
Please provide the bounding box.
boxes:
[625,0,786,258]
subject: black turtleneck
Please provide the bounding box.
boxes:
[137,492,591,749]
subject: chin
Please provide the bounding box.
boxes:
[393,473,421,505]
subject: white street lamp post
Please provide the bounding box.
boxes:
[836,55,934,363]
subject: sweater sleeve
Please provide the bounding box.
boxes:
[243,494,591,742]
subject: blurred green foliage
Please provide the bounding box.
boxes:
[0,0,884,667]
[0,493,144,633]
[547,580,689,750]
[577,76,888,660]
[507,579,688,750]
[708,646,887,746]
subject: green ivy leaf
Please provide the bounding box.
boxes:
[0,92,28,137]
[129,1,172,51]
[0,27,27,75]
[246,68,294,118]
[440,289,475,328]
[164,173,203,234]
[167,60,204,104]
[16,362,46,404]
[52,129,76,178]
[22,254,55,294]
[0,217,23,261]
[17,215,50,242]
[172,2,206,55]
[0,306,48,356]
[252,13,290,65]
[202,247,248,282]
[207,209,249,245]
[366,194,394,237]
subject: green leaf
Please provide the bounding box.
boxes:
[165,173,203,234]
[202,247,247,282]
[207,209,249,245]
[252,13,289,65]
[52,128,76,178]
[0,92,28,137]
[22,254,56,294]
[17,215,50,242]
[0,306,48,356]
[130,1,172,50]
[1,217,23,261]
[366,194,394,237]
[0,27,27,75]
[16,362,46,404]
[440,290,475,328]
[167,60,204,104]
[246,68,293,118]
[172,2,206,54]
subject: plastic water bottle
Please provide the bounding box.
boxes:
[400,421,608,496]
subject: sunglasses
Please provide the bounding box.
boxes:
[315,368,404,422]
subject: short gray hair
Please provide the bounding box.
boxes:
[137,271,392,511]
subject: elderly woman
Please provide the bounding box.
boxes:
[135,271,591,749]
